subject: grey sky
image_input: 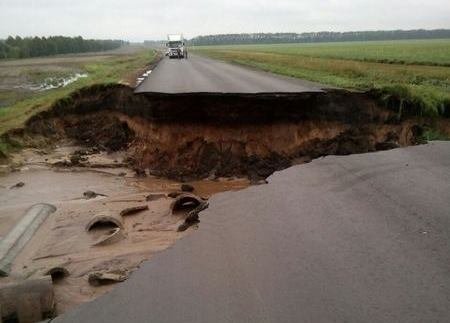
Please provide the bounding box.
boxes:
[1,0,449,41]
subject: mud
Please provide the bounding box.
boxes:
[2,84,428,181]
[0,147,249,315]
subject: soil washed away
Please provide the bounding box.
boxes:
[3,84,425,181]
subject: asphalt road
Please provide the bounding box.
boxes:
[57,142,450,323]
[135,54,324,94]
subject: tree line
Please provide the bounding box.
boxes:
[0,36,127,59]
[190,29,450,46]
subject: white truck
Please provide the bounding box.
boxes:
[166,34,187,59]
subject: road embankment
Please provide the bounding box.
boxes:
[1,83,442,181]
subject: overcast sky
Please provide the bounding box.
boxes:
[1,0,449,41]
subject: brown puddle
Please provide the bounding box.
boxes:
[0,146,249,316]
[129,175,250,198]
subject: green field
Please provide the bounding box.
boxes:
[192,39,450,116]
[0,46,156,135]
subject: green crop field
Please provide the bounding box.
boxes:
[192,39,450,117]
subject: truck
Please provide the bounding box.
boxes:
[166,34,187,59]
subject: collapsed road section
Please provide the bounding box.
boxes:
[2,84,427,182]
[54,142,450,323]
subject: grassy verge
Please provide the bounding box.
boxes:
[192,40,450,117]
[0,48,156,158]
[0,49,156,135]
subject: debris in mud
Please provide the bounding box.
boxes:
[83,190,107,199]
[45,266,69,282]
[168,191,183,198]
[254,179,268,185]
[181,184,195,192]
[92,228,125,246]
[374,131,401,150]
[134,168,147,177]
[10,181,25,189]
[88,270,129,286]
[0,276,55,322]
[70,153,87,166]
[52,159,72,167]
[85,212,123,232]
[177,201,209,232]
[119,205,149,216]
[146,193,166,201]
[171,193,204,214]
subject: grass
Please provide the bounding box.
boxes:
[422,128,450,141]
[192,39,450,117]
[0,48,156,135]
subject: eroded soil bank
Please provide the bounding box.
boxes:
[2,84,427,180]
[0,84,443,320]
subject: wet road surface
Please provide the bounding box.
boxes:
[135,54,324,94]
[56,142,450,323]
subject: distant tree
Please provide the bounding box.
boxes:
[0,36,127,59]
[189,29,450,46]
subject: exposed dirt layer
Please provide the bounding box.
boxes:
[2,84,428,180]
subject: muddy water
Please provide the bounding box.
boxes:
[0,147,250,314]
[129,176,250,198]
[0,169,134,235]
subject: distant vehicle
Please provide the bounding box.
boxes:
[166,34,187,59]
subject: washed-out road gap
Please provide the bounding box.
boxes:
[135,54,324,94]
[49,54,450,322]
[56,142,450,323]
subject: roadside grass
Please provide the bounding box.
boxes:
[422,128,450,141]
[0,48,156,158]
[0,49,156,135]
[192,40,450,117]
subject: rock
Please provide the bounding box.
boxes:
[88,270,129,286]
[146,193,166,201]
[118,172,127,177]
[83,190,107,199]
[10,182,25,189]
[119,205,149,216]
[181,184,195,192]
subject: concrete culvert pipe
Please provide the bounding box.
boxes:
[170,193,203,214]
[85,212,123,232]
[0,203,56,277]
[45,266,69,282]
